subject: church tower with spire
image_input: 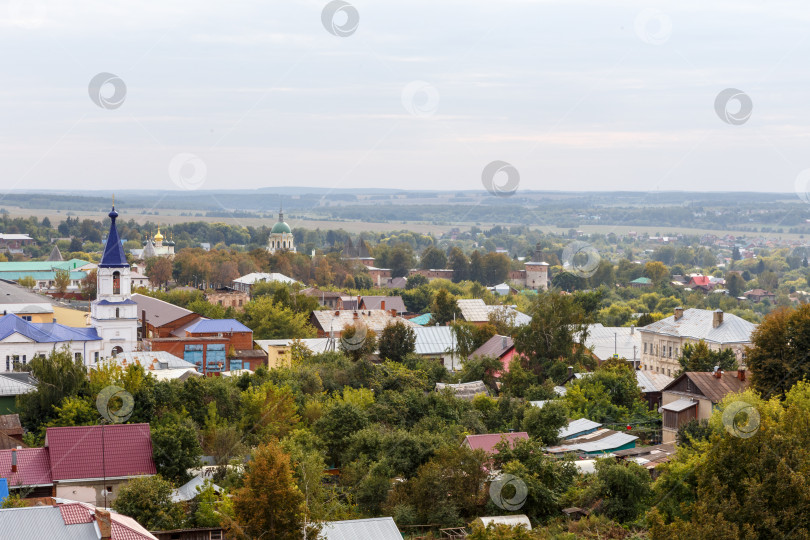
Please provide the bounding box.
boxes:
[90,203,139,356]
[266,202,296,254]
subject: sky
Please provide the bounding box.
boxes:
[1,0,810,195]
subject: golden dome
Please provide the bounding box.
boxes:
[154,228,164,242]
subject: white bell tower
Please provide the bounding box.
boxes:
[90,204,139,357]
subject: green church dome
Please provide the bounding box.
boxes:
[271,221,291,234]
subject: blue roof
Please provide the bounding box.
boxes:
[185,319,251,334]
[0,314,101,343]
[99,206,129,268]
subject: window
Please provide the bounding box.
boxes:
[238,299,243,307]
[667,369,671,377]
[22,316,32,321]
[94,352,100,362]
[75,353,82,362]
[113,271,121,295]
[644,343,647,354]
[115,308,120,318]
[218,300,223,306]
[668,346,672,358]
[22,355,26,365]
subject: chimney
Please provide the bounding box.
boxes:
[96,508,112,540]
[353,311,359,319]
[502,336,508,349]
[738,366,746,382]
[568,366,574,378]
[630,325,635,335]
[673,307,683,320]
[334,310,339,316]
[713,309,724,328]
[11,449,17,473]
[714,365,722,379]
[381,300,386,311]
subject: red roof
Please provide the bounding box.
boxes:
[59,503,94,524]
[689,276,711,287]
[463,432,529,454]
[0,447,52,486]
[45,424,156,481]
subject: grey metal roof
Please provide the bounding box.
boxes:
[0,506,98,540]
[0,280,58,308]
[132,293,197,327]
[559,418,602,439]
[547,431,638,454]
[413,326,455,355]
[172,474,222,502]
[578,324,641,361]
[637,308,756,344]
[636,370,674,393]
[0,374,35,397]
[319,517,404,540]
[662,398,698,412]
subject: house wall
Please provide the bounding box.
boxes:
[639,333,749,378]
[146,338,231,374]
[186,331,253,352]
[55,478,135,507]
[1,339,105,373]
[661,390,713,443]
[206,291,248,310]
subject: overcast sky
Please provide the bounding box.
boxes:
[1,0,809,194]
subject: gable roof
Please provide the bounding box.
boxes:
[132,293,199,327]
[636,370,674,393]
[0,447,52,486]
[559,418,602,439]
[472,335,514,359]
[320,517,403,540]
[172,474,222,502]
[463,432,529,454]
[662,371,750,403]
[577,324,641,361]
[233,272,299,285]
[100,351,197,370]
[637,308,756,344]
[185,318,251,334]
[0,501,158,540]
[546,430,638,455]
[485,305,531,326]
[359,296,407,313]
[456,299,489,322]
[310,310,416,334]
[45,424,156,481]
[47,244,64,262]
[413,325,454,355]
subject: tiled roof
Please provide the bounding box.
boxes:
[637,308,756,344]
[45,424,156,481]
[132,293,198,327]
[463,432,529,454]
[0,314,101,343]
[0,448,52,486]
[457,299,489,322]
[0,374,36,397]
[472,335,514,359]
[320,517,404,540]
[185,318,251,334]
[413,326,455,355]
[311,310,416,334]
[359,296,407,313]
[59,503,93,524]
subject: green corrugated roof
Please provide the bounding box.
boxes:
[631,277,652,284]
[0,259,90,272]
[0,271,87,280]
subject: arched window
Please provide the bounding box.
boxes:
[111,346,123,357]
[113,271,121,295]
